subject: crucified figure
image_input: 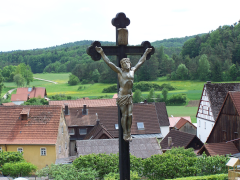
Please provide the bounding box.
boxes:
[95,46,152,141]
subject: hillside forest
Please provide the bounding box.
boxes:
[0,20,240,85]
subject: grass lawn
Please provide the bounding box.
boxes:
[166,106,198,123]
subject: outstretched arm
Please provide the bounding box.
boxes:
[95,46,121,73]
[132,48,152,72]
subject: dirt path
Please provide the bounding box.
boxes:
[33,77,58,84]
[2,88,16,99]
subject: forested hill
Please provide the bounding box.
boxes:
[1,20,240,84]
[151,33,205,48]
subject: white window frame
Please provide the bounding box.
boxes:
[17,147,23,153]
[40,147,47,156]
[79,128,87,135]
[59,146,61,154]
[137,122,145,130]
[68,128,75,135]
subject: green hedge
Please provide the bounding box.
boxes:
[102,82,176,93]
[2,161,37,178]
[165,173,228,180]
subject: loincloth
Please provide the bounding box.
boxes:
[117,94,132,106]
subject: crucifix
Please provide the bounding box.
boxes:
[87,12,155,180]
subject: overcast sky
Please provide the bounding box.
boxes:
[0,0,239,52]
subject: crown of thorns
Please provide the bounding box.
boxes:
[120,58,131,68]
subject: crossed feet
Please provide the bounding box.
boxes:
[123,132,132,142]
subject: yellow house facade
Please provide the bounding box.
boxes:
[0,105,69,170]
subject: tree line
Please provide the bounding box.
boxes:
[1,20,240,84]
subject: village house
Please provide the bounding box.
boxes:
[168,116,192,130]
[11,87,47,105]
[63,102,169,156]
[0,105,69,169]
[173,117,197,135]
[206,91,240,152]
[160,129,203,153]
[196,82,240,143]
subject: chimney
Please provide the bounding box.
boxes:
[144,99,147,104]
[83,104,87,115]
[168,137,172,147]
[96,113,100,125]
[33,86,35,90]
[64,103,68,115]
[83,97,85,100]
[206,81,211,84]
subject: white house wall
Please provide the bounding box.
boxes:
[160,126,169,138]
[12,101,25,105]
[197,86,215,143]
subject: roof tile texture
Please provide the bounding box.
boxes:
[175,118,196,129]
[229,91,240,115]
[160,130,197,149]
[199,142,239,156]
[0,105,62,144]
[66,103,164,137]
[11,87,46,101]
[77,137,162,158]
[49,99,117,108]
[155,102,170,126]
[169,116,191,127]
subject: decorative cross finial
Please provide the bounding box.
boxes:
[112,12,130,28]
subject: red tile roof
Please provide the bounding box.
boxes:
[169,116,191,127]
[229,91,240,115]
[175,118,196,129]
[49,99,117,108]
[198,142,239,156]
[112,94,118,99]
[2,102,16,106]
[11,94,28,101]
[66,103,162,138]
[0,105,62,144]
[11,87,47,101]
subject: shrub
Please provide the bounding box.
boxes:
[196,152,229,176]
[104,171,141,180]
[102,82,175,93]
[73,153,143,179]
[68,74,79,85]
[142,153,197,180]
[102,84,117,93]
[73,153,119,179]
[36,164,97,180]
[0,151,24,173]
[2,161,37,178]
[167,94,186,105]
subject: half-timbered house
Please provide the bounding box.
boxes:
[206,91,240,151]
[196,82,240,143]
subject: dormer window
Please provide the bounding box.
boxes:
[20,108,30,120]
[115,124,119,129]
[69,128,75,135]
[137,122,144,130]
[79,128,87,135]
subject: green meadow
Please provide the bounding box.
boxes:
[2,73,206,122]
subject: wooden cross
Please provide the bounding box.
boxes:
[87,12,155,180]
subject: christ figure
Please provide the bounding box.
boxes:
[95,46,152,141]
